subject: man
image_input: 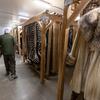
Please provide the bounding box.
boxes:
[0,36,2,57]
[1,29,17,80]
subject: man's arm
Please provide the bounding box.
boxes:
[12,37,16,52]
[0,36,2,56]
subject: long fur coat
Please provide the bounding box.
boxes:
[70,7,100,100]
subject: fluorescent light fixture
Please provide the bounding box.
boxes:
[18,12,29,20]
[12,20,19,25]
[18,16,29,20]
[33,0,51,9]
[19,12,29,17]
[33,0,63,11]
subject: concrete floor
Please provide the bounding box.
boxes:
[0,55,78,100]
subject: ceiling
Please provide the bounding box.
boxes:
[0,0,64,34]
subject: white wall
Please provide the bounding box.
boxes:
[0,27,4,35]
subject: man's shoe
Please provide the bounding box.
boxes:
[12,74,18,79]
[8,74,18,81]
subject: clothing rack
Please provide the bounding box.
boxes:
[83,0,100,14]
[22,10,62,83]
[57,0,92,100]
[10,26,23,55]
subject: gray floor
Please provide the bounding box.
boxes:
[0,55,74,100]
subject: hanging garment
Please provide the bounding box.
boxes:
[70,7,100,100]
[51,23,60,73]
[67,26,73,53]
[70,34,90,93]
[26,22,41,64]
[84,8,100,100]
[23,26,28,58]
[27,23,35,62]
[35,22,41,63]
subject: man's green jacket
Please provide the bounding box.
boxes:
[0,33,16,55]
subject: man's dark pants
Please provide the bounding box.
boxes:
[3,55,16,75]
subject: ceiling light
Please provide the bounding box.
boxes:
[19,12,29,17]
[33,0,63,11]
[12,20,19,25]
[18,16,29,20]
[33,0,51,9]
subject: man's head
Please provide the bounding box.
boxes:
[4,28,10,34]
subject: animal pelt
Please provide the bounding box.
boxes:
[79,7,100,50]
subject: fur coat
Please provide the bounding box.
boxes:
[70,7,100,100]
